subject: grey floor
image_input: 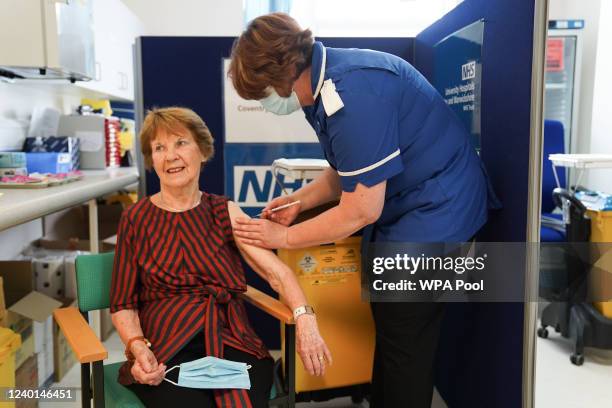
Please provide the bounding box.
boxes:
[534,328,612,407]
[40,326,612,408]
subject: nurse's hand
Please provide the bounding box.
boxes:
[261,196,301,226]
[234,217,289,249]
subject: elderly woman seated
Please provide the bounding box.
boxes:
[110,107,331,408]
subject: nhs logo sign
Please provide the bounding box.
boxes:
[461,61,476,81]
[233,166,312,207]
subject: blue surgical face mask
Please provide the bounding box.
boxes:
[164,356,251,389]
[259,87,301,115]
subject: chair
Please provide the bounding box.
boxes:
[539,120,570,299]
[540,119,567,243]
[53,252,298,407]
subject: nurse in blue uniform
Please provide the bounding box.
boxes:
[229,13,496,408]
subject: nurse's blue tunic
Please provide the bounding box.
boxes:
[303,42,496,243]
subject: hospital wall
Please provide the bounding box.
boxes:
[586,0,612,193]
[122,0,244,36]
[549,0,601,159]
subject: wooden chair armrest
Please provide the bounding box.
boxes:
[240,286,294,325]
[53,307,108,364]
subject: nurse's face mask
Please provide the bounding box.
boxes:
[259,86,301,115]
[163,356,251,389]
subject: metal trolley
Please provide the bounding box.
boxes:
[538,154,612,365]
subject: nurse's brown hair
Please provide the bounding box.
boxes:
[228,13,314,100]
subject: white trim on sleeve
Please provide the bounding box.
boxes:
[337,149,401,177]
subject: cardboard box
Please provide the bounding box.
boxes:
[0,152,26,168]
[23,136,80,171]
[25,152,72,174]
[33,258,65,300]
[35,238,114,253]
[0,277,5,328]
[37,341,54,388]
[41,202,124,244]
[0,262,62,388]
[3,311,31,335]
[13,322,34,370]
[64,257,78,300]
[33,316,53,356]
[54,299,77,382]
[15,354,38,408]
[0,167,27,177]
[0,261,35,308]
[10,293,60,359]
[57,115,107,169]
[0,276,6,311]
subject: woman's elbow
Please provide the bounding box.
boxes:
[266,272,283,293]
[262,265,287,294]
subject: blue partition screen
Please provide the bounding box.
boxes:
[414,1,536,407]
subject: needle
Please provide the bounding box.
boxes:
[256,200,301,217]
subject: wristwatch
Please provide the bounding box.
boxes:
[293,305,315,320]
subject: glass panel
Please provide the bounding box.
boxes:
[545,35,577,154]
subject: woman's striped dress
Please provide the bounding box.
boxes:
[110,192,269,408]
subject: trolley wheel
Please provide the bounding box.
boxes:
[555,324,561,333]
[570,354,584,366]
[537,327,549,339]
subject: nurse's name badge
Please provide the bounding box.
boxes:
[320,79,344,117]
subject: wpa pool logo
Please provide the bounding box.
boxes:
[233,166,312,207]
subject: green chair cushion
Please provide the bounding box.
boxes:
[76,252,114,312]
[104,362,145,408]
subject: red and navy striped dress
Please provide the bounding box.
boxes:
[110,192,269,408]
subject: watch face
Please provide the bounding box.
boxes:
[293,305,314,320]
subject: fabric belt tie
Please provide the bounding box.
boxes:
[201,286,253,408]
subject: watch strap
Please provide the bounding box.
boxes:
[293,305,315,320]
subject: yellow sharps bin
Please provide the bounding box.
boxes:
[278,236,375,393]
[0,327,22,408]
[587,209,612,317]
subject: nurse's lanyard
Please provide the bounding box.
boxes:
[273,46,327,195]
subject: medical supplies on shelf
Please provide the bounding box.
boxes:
[0,171,83,189]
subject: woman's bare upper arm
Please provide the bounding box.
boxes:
[227,201,285,278]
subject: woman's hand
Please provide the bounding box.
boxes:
[295,314,333,376]
[234,217,290,249]
[261,196,301,226]
[130,342,166,386]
